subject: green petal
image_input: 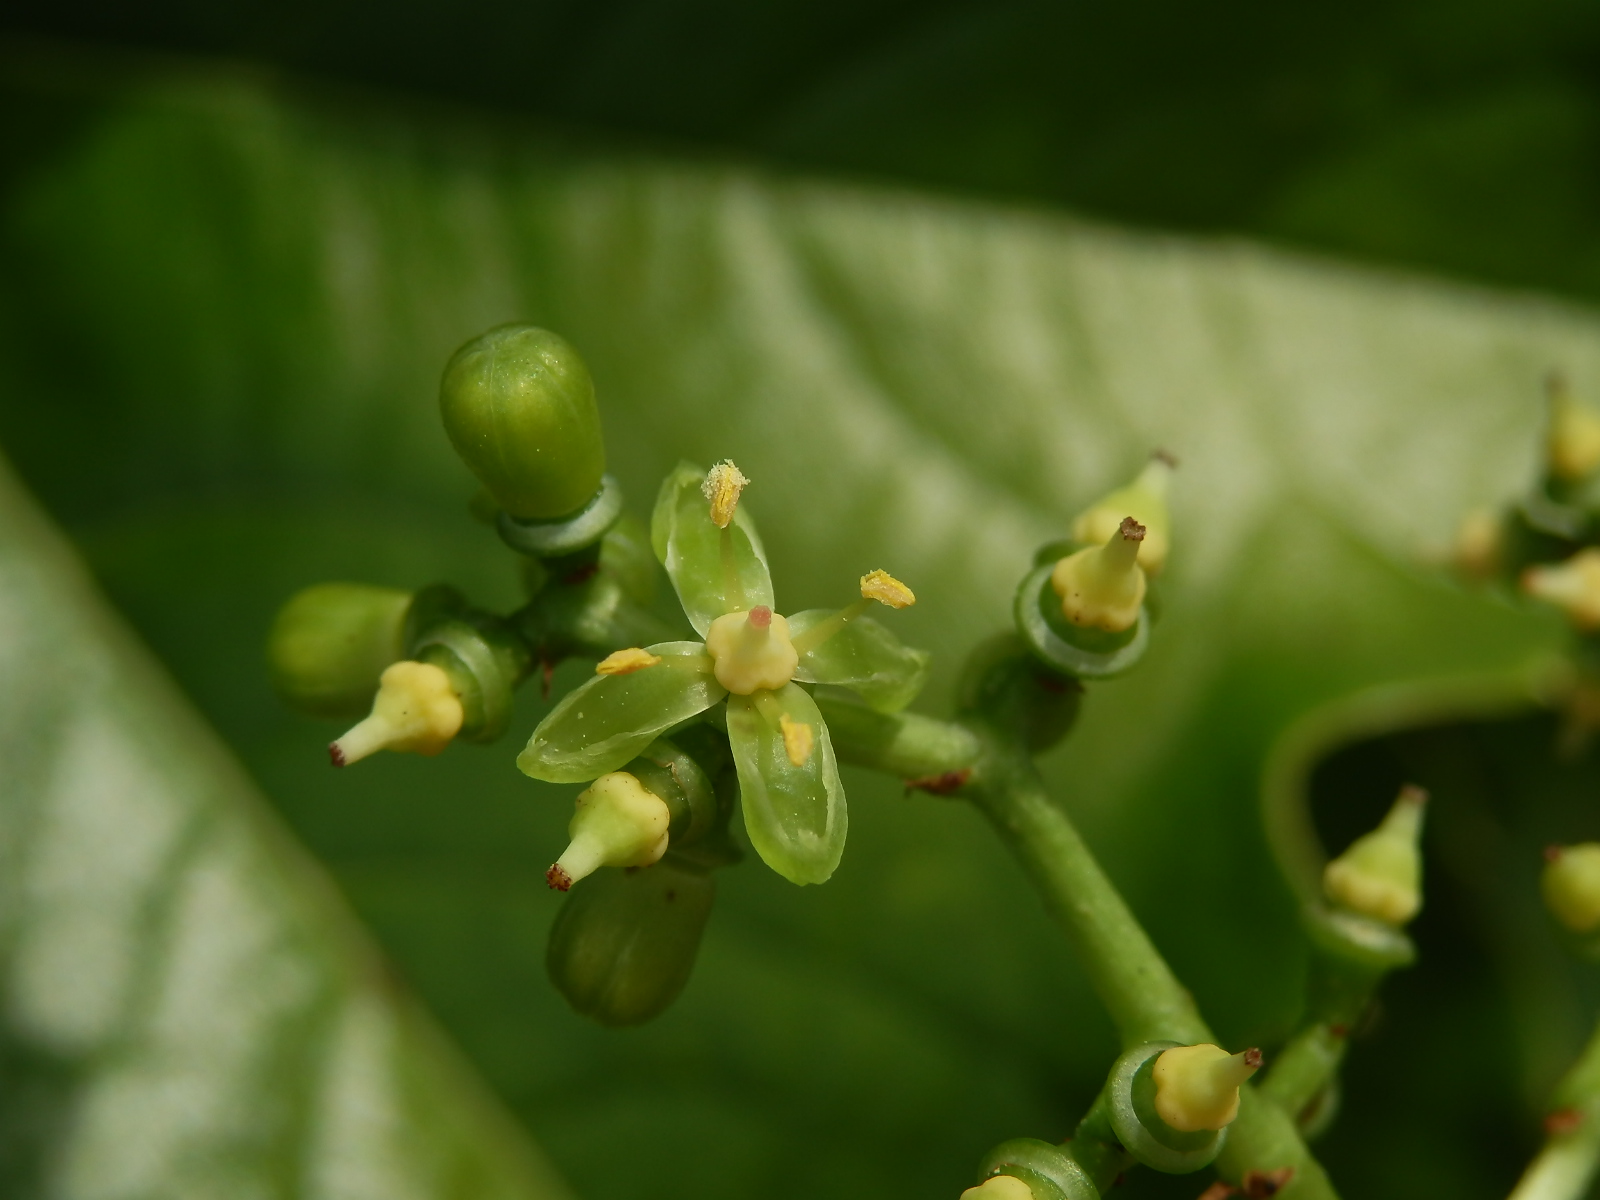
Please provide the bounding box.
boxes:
[650,461,775,636]
[788,610,932,712]
[517,642,725,783]
[726,683,846,885]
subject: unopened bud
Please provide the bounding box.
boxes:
[1548,374,1600,482]
[267,582,411,718]
[702,460,750,529]
[547,772,671,891]
[959,1178,1034,1200]
[1151,1043,1262,1133]
[1323,785,1426,925]
[1523,549,1600,630]
[1050,517,1147,632]
[1453,507,1502,580]
[1071,455,1174,576]
[330,661,464,766]
[1542,843,1600,934]
[860,569,916,609]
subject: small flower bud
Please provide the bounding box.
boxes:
[705,607,799,694]
[860,569,916,609]
[546,772,671,890]
[330,661,464,766]
[702,460,750,528]
[439,325,606,519]
[1050,517,1147,632]
[1072,455,1174,575]
[1547,374,1600,482]
[1452,507,1502,580]
[1323,785,1426,925]
[1151,1043,1262,1133]
[1542,843,1600,933]
[595,647,663,676]
[267,583,411,718]
[960,1178,1035,1200]
[1523,548,1600,629]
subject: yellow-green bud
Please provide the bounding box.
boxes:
[1523,548,1600,630]
[1151,1043,1262,1132]
[546,772,671,891]
[1050,517,1147,632]
[267,583,411,718]
[329,661,464,766]
[1452,507,1502,580]
[1323,785,1426,925]
[439,325,606,519]
[1547,374,1600,482]
[1542,843,1600,933]
[960,1177,1035,1200]
[1071,455,1174,576]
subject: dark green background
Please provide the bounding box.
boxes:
[7,0,1600,303]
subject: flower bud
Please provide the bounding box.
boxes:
[268,583,411,718]
[1072,455,1174,575]
[1151,1044,1262,1133]
[546,856,715,1026]
[1542,843,1600,934]
[439,325,605,519]
[1547,374,1600,483]
[1523,548,1600,630]
[1452,507,1502,580]
[1050,517,1147,633]
[1323,785,1426,925]
[546,772,671,891]
[330,660,464,766]
[960,1177,1035,1200]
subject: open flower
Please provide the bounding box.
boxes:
[517,461,929,885]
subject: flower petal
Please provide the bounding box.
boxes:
[650,461,775,636]
[788,610,931,712]
[517,641,725,783]
[726,683,845,885]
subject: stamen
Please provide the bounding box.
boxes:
[702,460,750,529]
[859,568,915,609]
[596,647,663,675]
[780,713,815,767]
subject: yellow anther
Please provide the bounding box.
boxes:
[860,569,916,609]
[960,1177,1035,1200]
[705,606,799,695]
[547,772,671,891]
[1548,375,1600,482]
[1543,843,1600,934]
[1050,517,1147,633]
[596,647,663,675]
[1453,507,1502,579]
[330,660,464,766]
[1323,785,1426,926]
[1072,455,1174,576]
[1524,549,1600,630]
[1151,1044,1262,1133]
[702,459,750,528]
[780,712,815,767]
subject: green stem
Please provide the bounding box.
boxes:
[814,692,981,780]
[1509,1015,1600,1200]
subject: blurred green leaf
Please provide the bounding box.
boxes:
[1,51,1597,1200]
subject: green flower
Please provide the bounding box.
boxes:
[517,461,930,885]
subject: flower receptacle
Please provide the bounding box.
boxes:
[1051,517,1148,633]
[1323,785,1426,926]
[706,606,799,694]
[1151,1043,1262,1133]
[330,660,464,766]
[548,771,672,890]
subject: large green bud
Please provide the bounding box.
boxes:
[439,325,606,519]
[546,857,715,1026]
[268,583,411,718]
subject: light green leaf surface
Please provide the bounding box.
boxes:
[727,683,848,885]
[790,609,932,712]
[518,643,724,784]
[0,453,572,1199]
[650,461,775,635]
[0,56,1593,1200]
